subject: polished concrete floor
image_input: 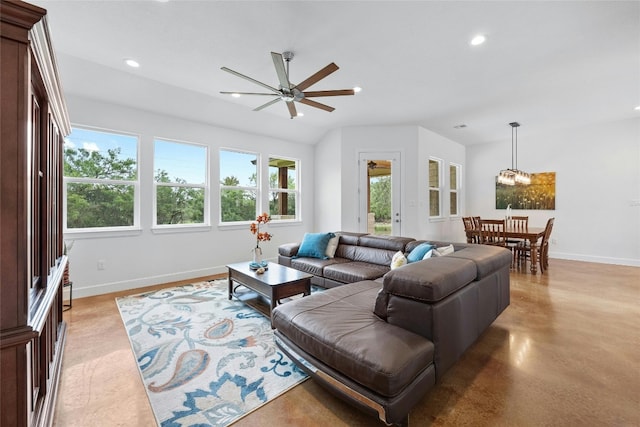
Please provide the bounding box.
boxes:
[53,259,640,426]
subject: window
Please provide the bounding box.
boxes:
[450,163,461,216]
[154,139,207,226]
[268,156,299,221]
[429,158,442,217]
[219,149,258,222]
[63,127,138,230]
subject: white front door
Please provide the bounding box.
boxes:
[358,152,401,236]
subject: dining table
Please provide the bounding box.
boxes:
[465,225,546,274]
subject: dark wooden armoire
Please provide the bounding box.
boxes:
[1,0,70,425]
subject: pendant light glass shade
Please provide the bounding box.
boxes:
[497,122,530,186]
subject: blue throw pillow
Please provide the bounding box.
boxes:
[407,242,434,263]
[296,232,335,259]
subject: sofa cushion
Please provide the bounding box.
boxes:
[432,244,455,257]
[390,251,407,269]
[324,261,390,283]
[380,256,477,304]
[407,242,434,263]
[447,245,512,280]
[325,234,340,258]
[352,246,397,266]
[291,257,351,277]
[272,281,435,398]
[297,232,335,259]
[358,235,415,252]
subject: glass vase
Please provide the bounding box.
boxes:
[252,247,263,265]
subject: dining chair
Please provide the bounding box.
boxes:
[507,215,529,262]
[517,217,555,273]
[479,219,507,247]
[462,217,480,243]
[472,216,481,230]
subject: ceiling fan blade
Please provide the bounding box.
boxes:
[221,67,281,94]
[221,91,280,96]
[271,52,291,90]
[253,97,281,111]
[286,101,297,119]
[299,98,335,112]
[303,89,355,97]
[296,63,339,91]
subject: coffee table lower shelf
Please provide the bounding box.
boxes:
[227,261,312,328]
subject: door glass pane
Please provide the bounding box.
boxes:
[367,160,391,235]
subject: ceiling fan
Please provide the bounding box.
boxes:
[220,51,355,119]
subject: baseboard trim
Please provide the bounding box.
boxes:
[71,258,276,298]
[71,266,227,298]
[549,251,639,267]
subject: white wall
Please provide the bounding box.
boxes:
[314,125,466,240]
[65,95,316,297]
[314,129,343,232]
[417,127,467,242]
[340,126,418,235]
[466,117,640,266]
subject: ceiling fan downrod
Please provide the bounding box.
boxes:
[283,51,294,85]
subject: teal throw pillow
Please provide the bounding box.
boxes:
[297,232,335,259]
[407,242,434,263]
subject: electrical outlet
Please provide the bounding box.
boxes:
[97,259,106,270]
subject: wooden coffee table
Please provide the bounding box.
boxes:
[227,261,312,328]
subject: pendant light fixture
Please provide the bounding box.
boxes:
[497,122,531,186]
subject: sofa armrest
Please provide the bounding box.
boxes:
[278,242,300,257]
[374,257,476,320]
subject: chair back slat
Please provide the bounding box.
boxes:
[479,219,507,246]
[507,216,529,232]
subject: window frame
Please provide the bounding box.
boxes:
[219,148,260,225]
[267,155,300,222]
[428,157,443,218]
[153,138,209,229]
[63,125,140,235]
[449,162,461,217]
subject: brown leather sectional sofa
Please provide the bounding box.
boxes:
[273,233,512,426]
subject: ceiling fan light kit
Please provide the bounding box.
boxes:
[221,51,355,119]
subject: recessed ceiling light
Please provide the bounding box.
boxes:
[296,112,304,117]
[124,58,140,68]
[635,105,640,111]
[470,35,486,46]
[231,93,241,98]
[353,86,362,93]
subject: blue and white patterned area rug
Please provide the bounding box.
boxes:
[116,279,307,426]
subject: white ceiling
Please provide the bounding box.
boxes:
[33,0,640,145]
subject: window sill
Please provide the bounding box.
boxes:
[63,227,143,239]
[218,219,302,230]
[151,224,212,234]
